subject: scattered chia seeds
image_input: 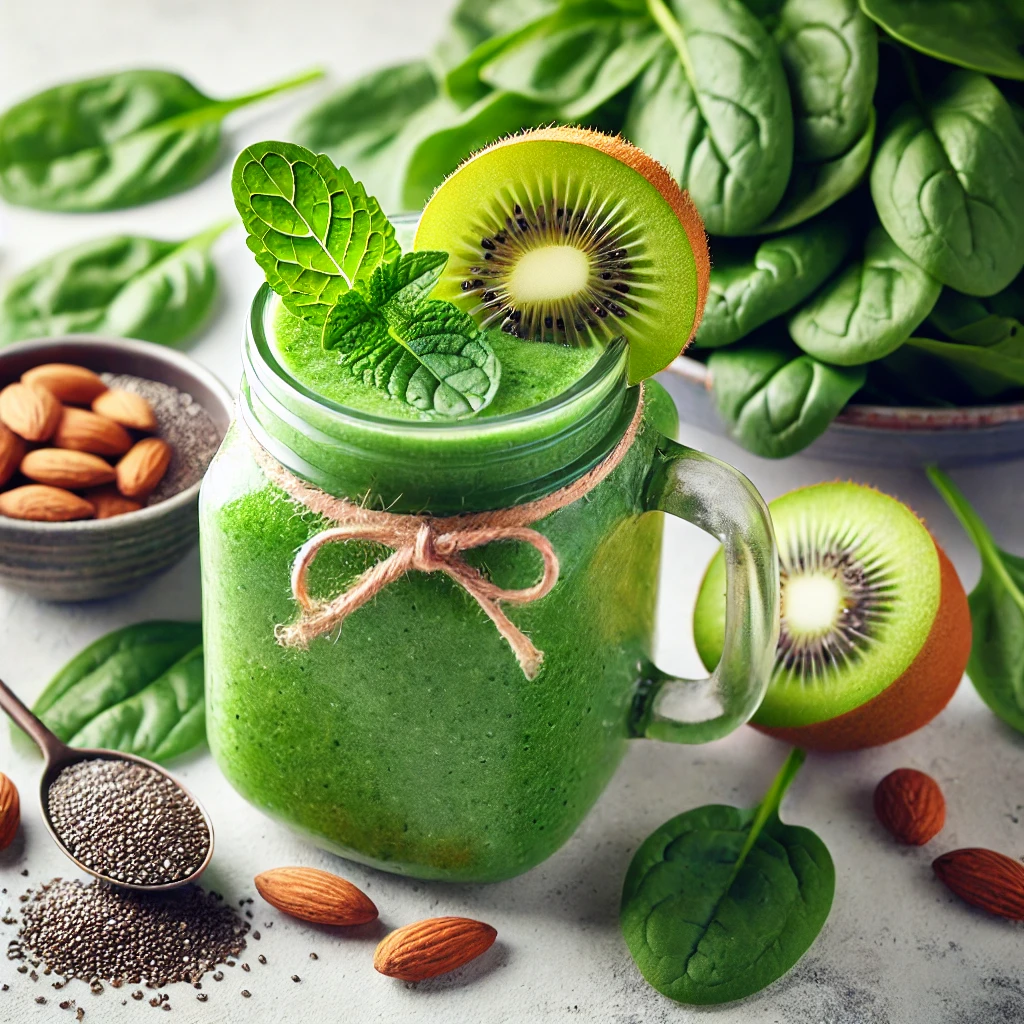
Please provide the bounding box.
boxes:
[46,758,209,886]
[100,373,221,505]
[8,879,247,988]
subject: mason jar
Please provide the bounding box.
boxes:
[199,277,778,883]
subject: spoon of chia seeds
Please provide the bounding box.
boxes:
[0,675,214,891]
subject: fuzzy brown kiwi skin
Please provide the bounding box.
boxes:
[755,541,971,752]
[464,127,711,352]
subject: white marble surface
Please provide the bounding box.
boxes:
[1,2,1024,1021]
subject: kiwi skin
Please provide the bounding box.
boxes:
[755,541,971,752]
[467,126,711,351]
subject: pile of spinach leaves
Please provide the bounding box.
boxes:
[292,0,1024,457]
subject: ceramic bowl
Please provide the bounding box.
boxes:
[0,336,232,601]
[659,356,1024,467]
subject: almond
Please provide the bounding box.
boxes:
[83,485,144,519]
[0,422,25,487]
[21,449,116,490]
[54,406,133,457]
[116,437,172,499]
[254,867,378,926]
[92,389,157,432]
[874,768,945,846]
[22,363,107,405]
[373,917,497,981]
[0,382,61,442]
[0,772,19,851]
[0,484,94,522]
[933,848,1024,921]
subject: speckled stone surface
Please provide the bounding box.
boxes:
[2,1,1024,1021]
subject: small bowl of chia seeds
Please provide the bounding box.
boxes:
[0,335,232,600]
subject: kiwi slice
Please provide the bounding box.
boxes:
[414,127,709,383]
[694,482,954,733]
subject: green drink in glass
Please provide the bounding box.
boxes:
[201,133,778,882]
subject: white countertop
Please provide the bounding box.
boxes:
[2,2,1023,1021]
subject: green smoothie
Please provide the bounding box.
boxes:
[201,289,679,881]
[205,137,777,884]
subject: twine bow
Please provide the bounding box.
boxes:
[247,384,645,679]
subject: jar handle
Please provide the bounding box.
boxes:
[634,437,779,743]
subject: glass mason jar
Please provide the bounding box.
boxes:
[200,281,779,884]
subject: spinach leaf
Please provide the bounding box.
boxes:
[0,221,230,348]
[860,0,1024,82]
[291,62,439,195]
[232,141,400,326]
[321,252,501,416]
[753,107,875,234]
[621,748,833,1005]
[709,324,865,458]
[479,6,662,119]
[625,0,793,236]
[696,216,852,349]
[789,224,941,365]
[399,91,557,210]
[445,10,560,106]
[29,621,205,763]
[433,0,558,74]
[928,273,1024,347]
[765,0,878,160]
[870,70,1024,297]
[903,334,1024,400]
[929,468,1024,735]
[0,69,322,212]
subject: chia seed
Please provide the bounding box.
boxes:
[9,880,247,987]
[100,373,221,505]
[46,758,209,886]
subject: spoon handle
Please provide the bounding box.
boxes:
[0,676,69,763]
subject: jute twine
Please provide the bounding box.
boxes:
[247,384,645,679]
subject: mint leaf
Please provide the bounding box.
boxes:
[231,140,400,326]
[322,257,500,416]
[366,250,449,314]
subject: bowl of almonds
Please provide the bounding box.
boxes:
[0,335,232,600]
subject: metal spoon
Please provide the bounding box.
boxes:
[0,675,214,891]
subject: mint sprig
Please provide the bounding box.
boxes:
[233,142,501,417]
[322,251,501,416]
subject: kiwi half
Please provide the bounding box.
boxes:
[414,127,709,383]
[693,482,971,751]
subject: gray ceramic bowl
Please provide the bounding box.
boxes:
[659,356,1024,466]
[0,336,232,601]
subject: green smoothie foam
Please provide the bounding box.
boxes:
[267,295,603,421]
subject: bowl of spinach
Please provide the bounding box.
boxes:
[288,0,1024,463]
